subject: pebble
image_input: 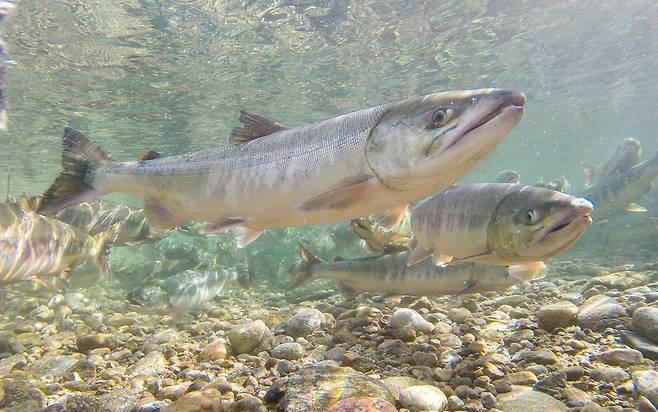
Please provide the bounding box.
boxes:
[166,389,222,412]
[577,295,625,331]
[325,397,398,412]
[506,371,538,386]
[497,386,568,411]
[447,308,472,323]
[127,351,167,378]
[632,307,658,342]
[589,366,630,383]
[98,388,140,412]
[286,309,326,338]
[228,320,269,354]
[512,349,558,365]
[447,395,465,410]
[537,301,578,330]
[271,342,306,360]
[633,370,658,407]
[622,330,658,360]
[481,392,499,409]
[398,385,448,412]
[389,308,434,334]
[380,376,427,400]
[158,382,192,401]
[197,339,229,362]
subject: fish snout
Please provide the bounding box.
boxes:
[573,198,594,217]
[490,89,526,108]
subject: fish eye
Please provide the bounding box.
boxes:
[524,209,540,224]
[428,107,453,129]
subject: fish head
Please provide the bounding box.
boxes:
[488,187,593,261]
[126,285,170,311]
[606,138,642,174]
[366,88,525,190]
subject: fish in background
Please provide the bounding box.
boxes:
[291,245,546,298]
[493,169,521,184]
[535,176,571,194]
[37,89,525,247]
[54,199,167,246]
[581,151,658,222]
[126,268,250,313]
[350,212,413,254]
[408,183,593,267]
[582,138,641,188]
[0,212,119,286]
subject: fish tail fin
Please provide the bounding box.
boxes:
[37,127,110,214]
[91,223,121,280]
[290,243,322,288]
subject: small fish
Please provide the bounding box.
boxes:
[0,212,119,286]
[37,89,525,247]
[350,212,412,254]
[291,245,546,298]
[581,151,658,222]
[582,138,642,188]
[408,183,593,267]
[55,199,167,246]
[493,169,521,184]
[126,268,248,312]
[535,176,571,194]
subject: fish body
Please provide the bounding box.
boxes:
[0,212,117,285]
[55,200,165,246]
[408,183,593,266]
[583,138,641,188]
[38,89,525,246]
[291,246,545,297]
[581,152,658,221]
[126,269,242,312]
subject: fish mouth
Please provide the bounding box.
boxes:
[535,201,594,244]
[439,91,526,154]
[126,292,145,308]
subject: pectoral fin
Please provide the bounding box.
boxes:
[406,241,432,266]
[507,261,547,281]
[298,175,373,211]
[200,217,247,235]
[625,203,647,213]
[372,204,409,229]
[233,227,264,247]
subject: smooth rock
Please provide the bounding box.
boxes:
[506,371,538,386]
[447,308,472,324]
[77,333,121,352]
[589,366,630,383]
[599,348,643,366]
[389,308,434,334]
[512,349,558,365]
[198,340,229,362]
[271,342,306,360]
[497,386,568,411]
[577,295,625,331]
[380,376,427,400]
[325,397,398,412]
[633,370,658,407]
[283,363,394,411]
[633,307,658,342]
[398,385,448,412]
[228,320,269,354]
[158,383,192,401]
[622,331,658,360]
[537,301,578,330]
[286,309,326,338]
[128,351,167,377]
[165,389,222,412]
[98,389,140,412]
[28,352,80,377]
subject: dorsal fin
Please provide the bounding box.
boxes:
[229,110,287,144]
[332,256,346,262]
[138,150,161,161]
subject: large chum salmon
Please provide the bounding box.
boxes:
[38,89,525,246]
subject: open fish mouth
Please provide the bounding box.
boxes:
[441,91,526,153]
[535,203,593,244]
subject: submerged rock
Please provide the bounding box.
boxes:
[282,362,394,411]
[228,320,269,354]
[286,309,326,338]
[197,339,229,362]
[98,389,140,412]
[325,397,398,412]
[497,386,568,412]
[380,376,427,400]
[165,389,222,412]
[271,342,306,360]
[577,295,625,330]
[598,348,643,366]
[389,308,434,334]
[127,351,167,378]
[633,370,658,408]
[537,301,578,331]
[398,385,448,412]
[632,307,658,342]
[622,331,658,360]
[28,352,80,377]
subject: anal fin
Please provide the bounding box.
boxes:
[199,217,246,235]
[431,253,453,266]
[298,175,373,212]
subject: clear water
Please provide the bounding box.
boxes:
[0,1,657,409]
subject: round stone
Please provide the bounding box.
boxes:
[326,397,397,412]
[389,308,434,334]
[537,301,578,331]
[632,307,658,342]
[286,309,326,338]
[271,342,306,360]
[228,320,269,354]
[399,385,448,412]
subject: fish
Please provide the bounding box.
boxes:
[0,212,119,286]
[126,268,249,312]
[37,89,525,247]
[493,169,521,184]
[54,199,167,246]
[535,176,571,194]
[350,212,413,254]
[581,151,658,222]
[291,245,546,298]
[407,183,593,267]
[582,138,642,188]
